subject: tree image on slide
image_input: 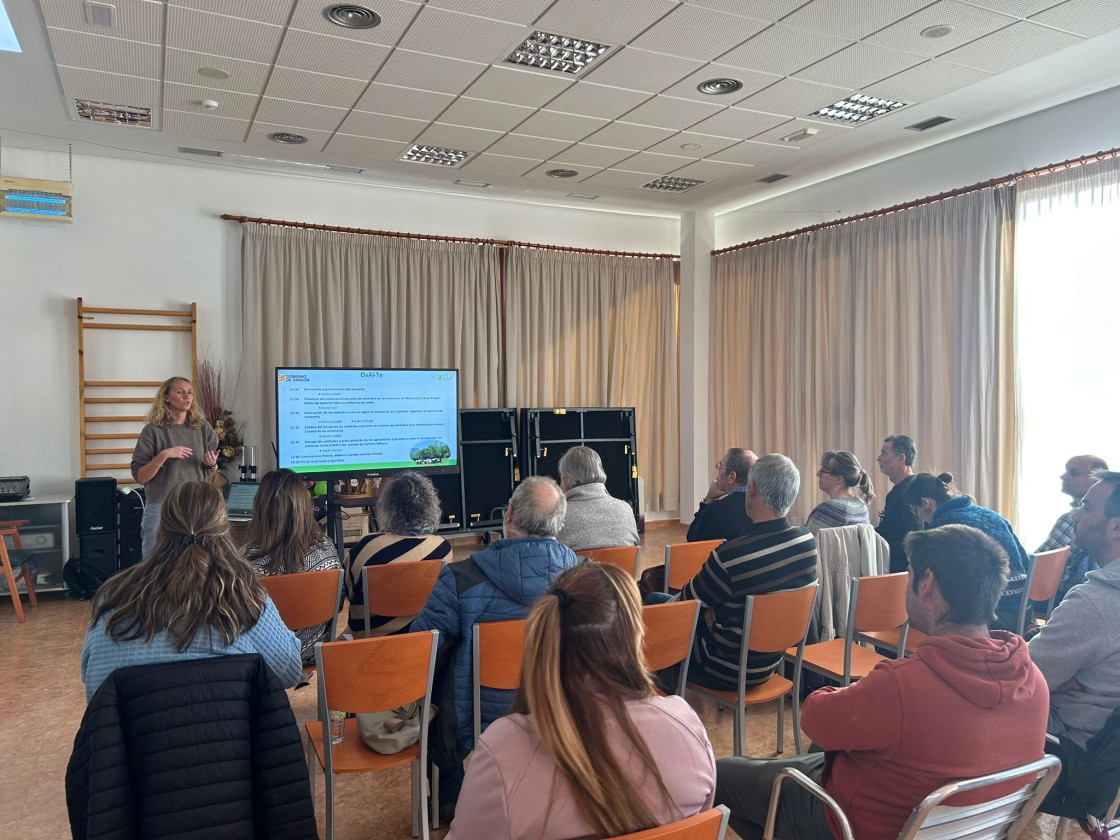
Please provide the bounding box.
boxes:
[410,439,452,465]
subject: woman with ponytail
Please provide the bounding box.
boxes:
[805,450,875,535]
[448,562,715,840]
[81,481,302,701]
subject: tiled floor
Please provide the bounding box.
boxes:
[1,520,1061,839]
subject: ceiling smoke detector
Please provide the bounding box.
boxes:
[198,66,230,80]
[268,132,308,144]
[400,144,472,166]
[545,168,579,178]
[506,31,611,75]
[323,4,381,29]
[643,176,705,193]
[920,24,954,38]
[697,78,743,95]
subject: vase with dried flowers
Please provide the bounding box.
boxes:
[196,360,244,493]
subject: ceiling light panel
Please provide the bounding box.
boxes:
[779,0,932,41]
[354,83,455,121]
[583,48,705,93]
[545,82,652,120]
[689,106,790,141]
[869,59,990,103]
[335,111,428,142]
[165,49,271,94]
[374,50,486,96]
[505,31,612,75]
[643,175,706,192]
[719,25,852,76]
[660,64,778,104]
[463,66,575,108]
[396,6,525,62]
[264,67,369,109]
[707,140,795,166]
[629,4,767,61]
[809,93,909,124]
[274,29,391,77]
[864,1,1017,57]
[163,83,259,120]
[254,98,348,131]
[74,98,152,127]
[535,0,681,45]
[1031,0,1120,38]
[289,0,421,44]
[166,5,283,63]
[738,78,851,118]
[46,28,160,77]
[793,42,926,91]
[59,69,160,118]
[436,97,537,132]
[583,121,676,151]
[458,152,538,176]
[400,144,472,166]
[322,134,406,160]
[40,0,163,42]
[620,95,724,131]
[163,110,251,141]
[514,110,610,143]
[938,21,1082,74]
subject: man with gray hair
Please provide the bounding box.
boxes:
[556,445,639,551]
[679,453,818,691]
[411,475,579,815]
[1036,454,1109,604]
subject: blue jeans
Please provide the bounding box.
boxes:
[141,502,161,559]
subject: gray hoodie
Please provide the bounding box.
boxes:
[1028,558,1120,748]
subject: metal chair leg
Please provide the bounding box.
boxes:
[777,695,785,755]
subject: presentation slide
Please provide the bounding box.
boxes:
[276,367,459,477]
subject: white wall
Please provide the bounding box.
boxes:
[0,147,679,496]
[715,85,1120,248]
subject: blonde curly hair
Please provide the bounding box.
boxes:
[146,376,205,429]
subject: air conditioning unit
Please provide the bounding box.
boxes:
[1,176,74,223]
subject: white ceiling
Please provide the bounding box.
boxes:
[2,0,1119,215]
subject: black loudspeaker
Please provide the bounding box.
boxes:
[460,409,518,530]
[79,531,119,580]
[117,488,144,569]
[76,477,117,534]
[428,472,464,532]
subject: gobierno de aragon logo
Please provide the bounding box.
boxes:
[278,373,311,382]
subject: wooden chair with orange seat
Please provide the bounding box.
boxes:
[260,567,344,680]
[687,582,819,757]
[306,630,439,840]
[0,519,40,623]
[582,545,641,579]
[1016,546,1070,637]
[663,540,723,593]
[610,806,731,840]
[642,600,701,696]
[362,559,444,637]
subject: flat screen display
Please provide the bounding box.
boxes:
[276,367,460,479]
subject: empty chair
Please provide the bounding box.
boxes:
[261,567,344,680]
[472,618,528,744]
[1016,546,1070,636]
[582,545,641,579]
[642,600,701,696]
[0,519,39,623]
[610,806,731,840]
[664,540,723,592]
[362,560,442,637]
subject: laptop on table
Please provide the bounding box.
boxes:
[226,482,260,522]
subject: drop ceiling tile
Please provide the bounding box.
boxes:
[779,0,934,40]
[619,95,724,130]
[288,0,422,44]
[275,29,390,78]
[644,132,739,158]
[245,121,333,151]
[485,133,573,159]
[47,29,161,78]
[578,169,658,189]
[794,43,927,90]
[322,133,406,160]
[738,78,851,118]
[660,64,781,105]
[463,66,575,108]
[168,0,293,26]
[265,67,369,108]
[630,5,768,60]
[583,121,677,150]
[355,83,454,120]
[437,97,537,132]
[523,161,604,180]
[167,6,284,63]
[58,68,161,114]
[534,0,679,45]
[459,153,539,175]
[335,111,428,142]
[164,82,259,119]
[163,110,249,142]
[413,123,505,152]
[620,151,696,175]
[688,106,790,140]
[42,0,164,43]
[939,20,1082,72]
[685,0,807,19]
[427,0,555,23]
[545,82,652,120]
[581,48,706,93]
[865,1,1017,57]
[964,0,1061,15]
[748,117,851,147]
[869,59,991,101]
[668,158,753,180]
[166,49,272,95]
[552,143,637,168]
[719,25,852,75]
[254,97,348,131]
[515,110,610,142]
[707,139,797,165]
[375,50,486,95]
[397,7,526,62]
[1031,0,1120,36]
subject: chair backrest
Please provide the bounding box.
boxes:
[0,519,28,550]
[899,754,1062,840]
[582,546,641,578]
[608,805,730,840]
[742,584,820,655]
[363,560,443,634]
[849,572,910,635]
[664,540,722,591]
[261,568,344,637]
[472,618,528,743]
[642,600,700,694]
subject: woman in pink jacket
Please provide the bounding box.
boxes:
[448,562,716,839]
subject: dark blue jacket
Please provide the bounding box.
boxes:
[931,496,1029,610]
[410,537,578,752]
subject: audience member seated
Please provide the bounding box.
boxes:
[1037,454,1109,606]
[715,524,1049,840]
[876,434,923,573]
[1030,471,1120,749]
[677,453,817,691]
[556,445,639,551]
[346,471,451,638]
[904,472,1029,631]
[686,447,757,542]
[239,468,341,663]
[805,450,874,535]
[81,481,302,702]
[411,476,579,816]
[448,562,716,840]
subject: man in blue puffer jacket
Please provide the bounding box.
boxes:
[411,475,579,816]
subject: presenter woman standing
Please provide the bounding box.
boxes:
[130,376,219,558]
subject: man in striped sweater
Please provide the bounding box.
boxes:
[681,453,818,691]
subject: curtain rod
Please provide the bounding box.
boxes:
[220,214,679,260]
[712,145,1120,257]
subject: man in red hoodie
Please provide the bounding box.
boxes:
[714,523,1050,840]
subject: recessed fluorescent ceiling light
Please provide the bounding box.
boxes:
[811,93,908,124]
[75,99,151,126]
[643,176,705,193]
[0,0,21,53]
[401,144,472,166]
[324,4,381,29]
[506,31,610,74]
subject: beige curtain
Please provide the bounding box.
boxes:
[504,247,679,512]
[241,224,502,469]
[710,186,1017,525]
